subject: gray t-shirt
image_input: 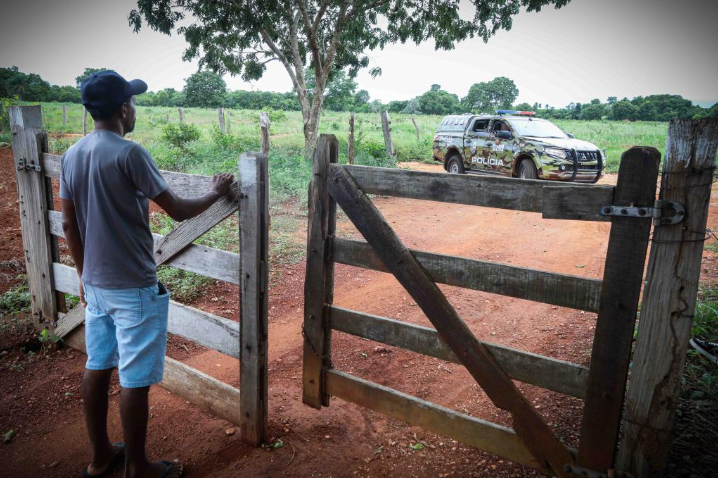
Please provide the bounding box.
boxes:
[60,130,168,289]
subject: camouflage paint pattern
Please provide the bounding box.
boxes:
[432,114,604,183]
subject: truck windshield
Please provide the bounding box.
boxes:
[509,119,568,139]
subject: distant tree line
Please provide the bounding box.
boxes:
[2,66,716,121]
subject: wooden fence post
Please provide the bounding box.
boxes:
[226,112,231,134]
[380,111,394,157]
[218,107,225,133]
[259,112,270,155]
[178,107,184,123]
[0,103,4,134]
[411,117,420,143]
[577,147,660,472]
[302,135,338,409]
[348,112,355,165]
[82,106,87,135]
[239,152,269,446]
[9,105,58,329]
[617,118,718,477]
[62,105,67,128]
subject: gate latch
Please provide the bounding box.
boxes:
[16,158,42,173]
[600,200,685,226]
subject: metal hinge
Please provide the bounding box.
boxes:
[564,464,635,478]
[600,199,685,226]
[17,158,42,173]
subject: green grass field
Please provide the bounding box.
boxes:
[33,103,674,180]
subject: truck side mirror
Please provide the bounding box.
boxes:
[496,131,512,140]
[567,133,575,139]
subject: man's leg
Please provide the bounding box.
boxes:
[82,368,123,475]
[120,386,182,478]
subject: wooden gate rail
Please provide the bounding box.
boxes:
[325,369,557,472]
[334,237,602,312]
[303,134,665,476]
[340,164,615,221]
[9,106,268,446]
[329,306,589,399]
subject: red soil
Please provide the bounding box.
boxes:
[1,148,717,477]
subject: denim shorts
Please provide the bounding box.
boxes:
[83,282,170,388]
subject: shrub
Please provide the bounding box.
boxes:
[267,109,286,122]
[161,122,200,149]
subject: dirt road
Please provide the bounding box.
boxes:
[1,151,715,477]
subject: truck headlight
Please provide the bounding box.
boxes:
[544,147,567,159]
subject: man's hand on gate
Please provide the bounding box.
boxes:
[154,173,235,222]
[210,173,234,197]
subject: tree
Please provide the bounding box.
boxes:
[75,68,110,88]
[579,103,604,120]
[417,88,460,115]
[612,100,638,121]
[388,100,408,113]
[130,0,573,159]
[183,71,227,108]
[461,77,518,113]
[430,84,441,92]
[514,102,532,111]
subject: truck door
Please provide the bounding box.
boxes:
[487,119,515,174]
[465,118,490,171]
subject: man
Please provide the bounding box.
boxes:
[61,71,234,478]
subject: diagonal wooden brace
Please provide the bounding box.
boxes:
[326,164,575,477]
[154,181,240,266]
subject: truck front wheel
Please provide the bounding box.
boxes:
[517,159,538,180]
[447,156,466,174]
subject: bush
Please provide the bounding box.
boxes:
[0,285,31,314]
[267,109,286,122]
[161,122,200,149]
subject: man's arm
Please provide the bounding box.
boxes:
[152,173,234,222]
[61,198,86,306]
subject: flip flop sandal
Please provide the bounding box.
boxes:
[159,460,183,478]
[81,443,125,478]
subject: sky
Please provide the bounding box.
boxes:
[1,0,716,108]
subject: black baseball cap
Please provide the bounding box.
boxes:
[81,70,147,117]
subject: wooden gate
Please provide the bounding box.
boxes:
[10,105,268,445]
[302,134,662,477]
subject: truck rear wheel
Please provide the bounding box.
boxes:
[447,155,465,174]
[518,159,538,180]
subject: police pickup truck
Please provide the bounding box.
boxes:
[432,111,604,183]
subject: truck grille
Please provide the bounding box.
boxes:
[577,163,600,171]
[575,150,600,162]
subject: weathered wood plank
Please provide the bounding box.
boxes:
[326,370,549,472]
[618,119,718,478]
[348,112,355,165]
[327,162,575,476]
[161,356,242,425]
[577,147,660,471]
[334,238,601,312]
[62,325,242,426]
[218,107,225,133]
[48,210,240,285]
[238,153,269,446]
[339,164,614,221]
[542,184,616,221]
[380,111,394,157]
[178,107,184,123]
[260,112,270,155]
[82,106,87,135]
[303,135,339,409]
[54,304,85,338]
[53,263,240,358]
[154,182,239,266]
[329,306,589,399]
[10,106,57,328]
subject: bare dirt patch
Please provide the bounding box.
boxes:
[2,150,718,477]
